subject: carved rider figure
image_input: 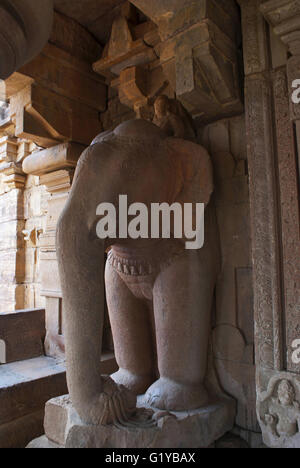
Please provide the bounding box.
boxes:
[153,95,196,142]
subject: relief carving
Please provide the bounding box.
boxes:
[245,76,283,371]
[259,374,300,447]
[153,95,196,141]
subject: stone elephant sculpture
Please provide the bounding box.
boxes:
[0,0,53,80]
[57,119,220,425]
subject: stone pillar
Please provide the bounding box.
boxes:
[23,143,83,358]
[0,137,27,312]
[260,0,300,374]
[239,0,300,448]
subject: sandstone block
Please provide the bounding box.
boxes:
[30,395,236,449]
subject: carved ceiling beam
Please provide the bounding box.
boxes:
[96,0,243,123]
[0,11,106,149]
[0,48,106,147]
[131,0,240,41]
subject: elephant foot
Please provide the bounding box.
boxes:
[111,368,156,395]
[144,377,209,411]
[79,376,137,426]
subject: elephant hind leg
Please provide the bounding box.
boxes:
[105,262,156,395]
[146,250,216,411]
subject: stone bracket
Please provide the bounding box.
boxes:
[95,0,243,123]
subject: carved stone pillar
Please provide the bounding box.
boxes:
[239,0,300,447]
[0,137,27,311]
[261,0,300,374]
[239,0,283,371]
[23,143,83,358]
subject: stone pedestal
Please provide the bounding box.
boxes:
[28,395,235,449]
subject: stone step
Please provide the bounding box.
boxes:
[0,308,45,364]
[0,353,117,448]
[0,356,67,427]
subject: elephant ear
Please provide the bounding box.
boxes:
[164,137,214,206]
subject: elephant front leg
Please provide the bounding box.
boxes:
[146,250,216,411]
[56,208,136,425]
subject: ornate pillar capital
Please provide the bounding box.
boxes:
[260,0,300,54]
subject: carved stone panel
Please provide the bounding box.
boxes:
[244,75,283,371]
[273,69,300,372]
[258,373,300,448]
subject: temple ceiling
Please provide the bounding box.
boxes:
[54,0,132,44]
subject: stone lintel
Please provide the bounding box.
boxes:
[7,81,102,148]
[19,43,106,112]
[260,0,300,53]
[39,169,75,195]
[3,41,106,148]
[22,143,84,177]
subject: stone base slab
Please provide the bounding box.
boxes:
[28,395,236,448]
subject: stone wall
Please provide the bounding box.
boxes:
[22,175,48,310]
[101,87,135,132]
[198,116,258,434]
[0,138,48,313]
[0,184,25,312]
